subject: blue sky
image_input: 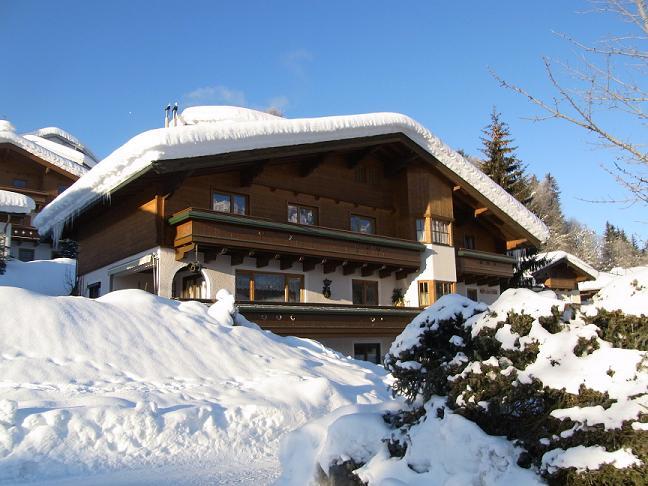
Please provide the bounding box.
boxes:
[1,0,645,238]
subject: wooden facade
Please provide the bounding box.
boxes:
[0,144,81,256]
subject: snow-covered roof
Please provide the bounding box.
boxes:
[34,106,550,244]
[0,120,91,178]
[535,251,599,280]
[0,189,36,214]
[27,126,99,166]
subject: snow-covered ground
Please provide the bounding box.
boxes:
[0,288,391,484]
[0,258,76,296]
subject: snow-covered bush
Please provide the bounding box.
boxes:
[285,273,648,485]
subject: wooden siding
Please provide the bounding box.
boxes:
[76,194,160,275]
[454,219,504,253]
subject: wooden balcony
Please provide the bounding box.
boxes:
[456,248,516,284]
[169,208,424,278]
[11,224,39,241]
[237,302,420,338]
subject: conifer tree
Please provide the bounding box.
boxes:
[480,109,530,204]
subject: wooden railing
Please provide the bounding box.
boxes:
[169,208,423,276]
[456,248,515,279]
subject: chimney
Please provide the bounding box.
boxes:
[164,104,171,128]
[172,102,178,127]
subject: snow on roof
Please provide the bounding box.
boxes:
[535,251,599,280]
[23,134,96,169]
[28,126,99,165]
[0,189,36,214]
[33,107,549,243]
[0,120,90,178]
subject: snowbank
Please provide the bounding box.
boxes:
[0,258,75,296]
[583,266,648,316]
[0,190,35,214]
[34,106,548,245]
[278,398,542,486]
[0,288,390,483]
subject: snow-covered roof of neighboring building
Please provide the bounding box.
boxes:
[33,106,550,244]
[0,189,36,214]
[0,120,93,178]
[535,251,599,281]
[27,126,99,166]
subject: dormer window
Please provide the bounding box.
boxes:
[350,214,375,234]
[212,191,247,215]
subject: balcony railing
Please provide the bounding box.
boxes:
[11,224,39,241]
[456,248,516,281]
[169,208,424,278]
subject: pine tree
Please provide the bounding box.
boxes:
[480,109,530,203]
[528,173,569,251]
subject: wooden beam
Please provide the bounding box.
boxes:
[240,162,264,187]
[280,255,296,270]
[256,253,271,268]
[361,263,380,277]
[323,260,340,274]
[302,258,317,272]
[474,207,489,218]
[229,251,245,266]
[395,268,415,280]
[175,243,195,261]
[342,262,361,276]
[378,266,395,278]
[506,238,527,250]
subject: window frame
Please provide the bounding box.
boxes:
[431,219,452,246]
[211,189,249,215]
[417,279,455,307]
[235,270,304,303]
[181,274,206,300]
[87,282,101,299]
[352,279,379,306]
[463,234,476,250]
[287,202,319,226]
[350,214,376,235]
[353,342,382,364]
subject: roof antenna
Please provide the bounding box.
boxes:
[164,103,171,128]
[172,102,178,127]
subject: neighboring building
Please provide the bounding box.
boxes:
[34,106,548,362]
[0,120,96,261]
[533,251,598,304]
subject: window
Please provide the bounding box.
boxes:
[352,280,379,305]
[431,219,451,245]
[418,281,431,307]
[354,343,381,364]
[235,271,303,303]
[418,280,454,307]
[87,283,101,299]
[435,281,454,299]
[464,235,476,250]
[18,248,34,262]
[350,215,375,234]
[467,288,479,302]
[182,274,206,300]
[12,179,27,189]
[212,191,247,215]
[287,204,318,225]
[415,218,427,242]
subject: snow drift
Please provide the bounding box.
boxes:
[0,288,391,483]
[0,258,76,296]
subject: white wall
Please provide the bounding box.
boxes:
[9,241,52,261]
[80,247,160,298]
[404,244,458,307]
[455,282,501,305]
[196,254,402,306]
[318,335,394,363]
